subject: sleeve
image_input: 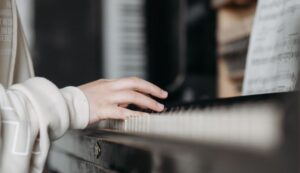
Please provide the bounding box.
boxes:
[0,77,90,173]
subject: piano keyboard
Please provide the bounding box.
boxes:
[95,101,284,153]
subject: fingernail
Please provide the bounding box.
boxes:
[157,103,164,110]
[162,90,168,97]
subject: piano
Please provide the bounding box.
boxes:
[44,0,300,172]
[48,92,300,173]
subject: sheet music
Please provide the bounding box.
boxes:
[243,0,300,95]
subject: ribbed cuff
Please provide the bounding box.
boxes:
[60,87,90,129]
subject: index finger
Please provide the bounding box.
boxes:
[113,77,168,99]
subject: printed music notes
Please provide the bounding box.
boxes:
[243,0,300,95]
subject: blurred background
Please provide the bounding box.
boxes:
[16,0,256,104]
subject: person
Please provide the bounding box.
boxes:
[0,0,168,172]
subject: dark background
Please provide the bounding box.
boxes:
[34,0,216,104]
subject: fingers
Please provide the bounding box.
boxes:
[113,91,165,112]
[91,106,149,123]
[119,103,129,108]
[113,77,168,99]
[82,77,168,125]
[107,107,149,120]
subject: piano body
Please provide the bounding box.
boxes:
[48,92,300,173]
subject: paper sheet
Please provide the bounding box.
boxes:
[243,0,300,95]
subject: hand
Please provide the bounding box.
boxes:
[79,77,168,125]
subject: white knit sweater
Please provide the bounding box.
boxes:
[0,0,90,172]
